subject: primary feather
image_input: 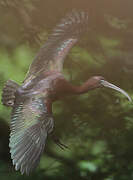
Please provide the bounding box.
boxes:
[24,10,89,82]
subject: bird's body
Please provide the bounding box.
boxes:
[1,10,131,175]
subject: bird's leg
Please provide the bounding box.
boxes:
[51,135,69,150]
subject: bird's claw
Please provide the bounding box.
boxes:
[56,141,69,150]
[52,137,69,150]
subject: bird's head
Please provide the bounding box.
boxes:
[86,76,132,102]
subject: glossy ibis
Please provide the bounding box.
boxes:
[2,10,131,175]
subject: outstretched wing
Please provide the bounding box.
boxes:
[24,10,88,82]
[9,97,53,175]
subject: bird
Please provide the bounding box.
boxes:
[1,10,131,175]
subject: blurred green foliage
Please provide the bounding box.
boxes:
[1,0,133,180]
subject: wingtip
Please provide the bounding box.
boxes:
[52,9,89,39]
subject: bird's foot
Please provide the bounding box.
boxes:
[52,136,69,150]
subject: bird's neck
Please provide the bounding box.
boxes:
[50,77,100,101]
[76,82,90,94]
[74,80,98,94]
[54,78,98,96]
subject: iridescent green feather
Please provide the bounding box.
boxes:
[9,97,54,175]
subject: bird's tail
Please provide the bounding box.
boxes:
[2,80,20,107]
[51,10,89,40]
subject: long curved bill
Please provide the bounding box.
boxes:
[101,80,132,102]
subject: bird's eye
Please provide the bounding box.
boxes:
[100,79,105,84]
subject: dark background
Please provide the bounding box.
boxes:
[0,0,133,179]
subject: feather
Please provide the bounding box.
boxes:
[10,97,54,175]
[2,80,20,107]
[24,10,89,82]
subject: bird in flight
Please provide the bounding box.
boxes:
[2,10,131,175]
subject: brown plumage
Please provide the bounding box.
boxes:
[1,10,131,175]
